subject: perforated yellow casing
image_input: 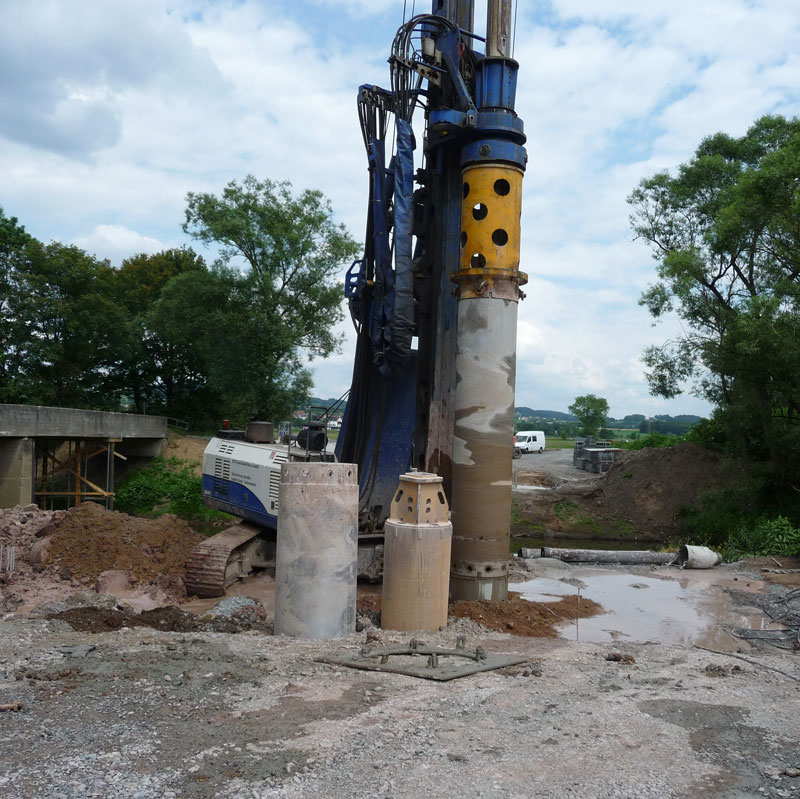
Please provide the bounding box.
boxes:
[458,163,523,275]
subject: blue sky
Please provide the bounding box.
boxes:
[2,0,799,417]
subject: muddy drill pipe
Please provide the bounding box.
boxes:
[450,0,527,601]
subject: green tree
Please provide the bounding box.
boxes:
[146,266,313,425]
[183,176,359,363]
[111,248,206,413]
[628,114,800,483]
[0,208,32,391]
[1,238,127,407]
[622,414,646,427]
[568,394,610,437]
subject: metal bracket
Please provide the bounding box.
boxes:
[317,636,527,681]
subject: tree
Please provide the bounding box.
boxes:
[111,248,206,413]
[183,176,359,364]
[146,266,313,425]
[568,394,610,437]
[1,238,127,407]
[0,208,32,391]
[622,414,646,427]
[628,115,800,483]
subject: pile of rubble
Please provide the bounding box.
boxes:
[0,503,203,614]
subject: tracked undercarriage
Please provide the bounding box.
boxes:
[185,523,274,598]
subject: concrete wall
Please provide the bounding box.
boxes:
[0,404,166,439]
[0,438,34,507]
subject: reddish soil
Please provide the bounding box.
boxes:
[1,502,204,612]
[449,592,603,637]
[357,591,604,638]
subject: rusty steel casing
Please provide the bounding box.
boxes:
[382,518,453,632]
[274,462,359,639]
[449,296,517,600]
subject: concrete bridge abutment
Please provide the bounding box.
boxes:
[0,405,167,510]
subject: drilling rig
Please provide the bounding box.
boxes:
[192,0,526,602]
[337,0,526,601]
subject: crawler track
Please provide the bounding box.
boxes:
[185,523,263,598]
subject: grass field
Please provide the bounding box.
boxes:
[542,437,574,449]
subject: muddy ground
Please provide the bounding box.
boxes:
[2,565,800,799]
[1,444,799,797]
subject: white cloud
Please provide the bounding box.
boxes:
[72,225,171,267]
[1,0,797,416]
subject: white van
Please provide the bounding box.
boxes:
[514,430,546,454]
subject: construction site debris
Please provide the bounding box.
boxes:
[676,544,723,569]
[0,503,203,612]
[38,591,271,634]
[606,652,636,664]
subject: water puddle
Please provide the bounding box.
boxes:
[514,569,781,651]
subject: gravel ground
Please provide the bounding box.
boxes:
[2,587,800,799]
[513,447,600,487]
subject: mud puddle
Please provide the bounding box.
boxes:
[515,568,782,651]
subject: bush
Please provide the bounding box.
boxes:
[115,457,225,521]
[685,415,726,452]
[724,516,800,561]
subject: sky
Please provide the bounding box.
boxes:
[2,0,799,419]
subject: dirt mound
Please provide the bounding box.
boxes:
[48,502,203,584]
[358,591,603,638]
[515,442,734,541]
[599,442,728,535]
[1,502,204,612]
[47,602,272,634]
[449,592,603,637]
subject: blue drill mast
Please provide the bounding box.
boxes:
[335,1,526,547]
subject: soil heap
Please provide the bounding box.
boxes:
[600,442,728,535]
[515,442,733,541]
[0,502,203,612]
[47,502,203,584]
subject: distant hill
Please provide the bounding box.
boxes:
[515,407,578,422]
[307,396,348,414]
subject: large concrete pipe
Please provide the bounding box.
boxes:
[274,462,359,639]
[382,471,452,632]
